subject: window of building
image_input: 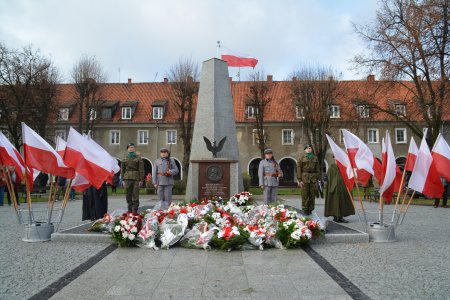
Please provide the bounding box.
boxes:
[282,129,294,145]
[122,107,132,119]
[357,105,370,118]
[89,108,97,120]
[138,130,149,145]
[58,108,69,121]
[153,106,164,119]
[246,106,258,118]
[252,129,266,145]
[167,130,177,144]
[339,129,349,144]
[395,128,407,144]
[54,130,66,144]
[368,128,379,143]
[330,105,340,118]
[110,130,120,145]
[295,105,305,119]
[395,104,406,116]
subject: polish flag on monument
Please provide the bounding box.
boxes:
[407,135,443,198]
[22,123,75,179]
[405,137,419,172]
[342,129,383,185]
[431,134,450,182]
[379,132,399,203]
[221,47,258,68]
[64,127,115,189]
[0,131,34,189]
[326,134,354,191]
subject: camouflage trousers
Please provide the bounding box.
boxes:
[301,182,316,213]
[124,180,140,212]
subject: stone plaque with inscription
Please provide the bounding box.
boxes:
[198,162,231,198]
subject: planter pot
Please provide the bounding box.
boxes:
[23,222,54,242]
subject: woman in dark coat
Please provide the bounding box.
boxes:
[324,163,355,223]
[82,182,108,221]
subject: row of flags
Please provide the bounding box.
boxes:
[0,123,120,193]
[327,129,450,202]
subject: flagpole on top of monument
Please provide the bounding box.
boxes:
[216,41,221,58]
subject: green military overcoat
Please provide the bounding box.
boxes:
[324,164,355,217]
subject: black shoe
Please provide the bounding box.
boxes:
[333,217,339,222]
[338,217,349,223]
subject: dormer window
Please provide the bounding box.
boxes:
[151,100,167,120]
[395,104,406,116]
[58,108,69,121]
[330,105,340,118]
[153,106,164,119]
[295,105,305,119]
[122,107,132,119]
[357,105,370,118]
[246,105,258,118]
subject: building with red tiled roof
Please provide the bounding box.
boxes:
[51,76,448,186]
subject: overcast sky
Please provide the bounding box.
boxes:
[0,0,379,83]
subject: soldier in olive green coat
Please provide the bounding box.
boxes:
[121,143,145,213]
[297,144,320,215]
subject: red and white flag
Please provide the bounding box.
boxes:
[342,129,383,185]
[408,135,443,198]
[55,136,67,158]
[0,131,34,189]
[431,134,450,182]
[64,128,119,189]
[84,134,120,184]
[379,132,398,203]
[326,135,354,191]
[405,137,419,172]
[221,47,258,68]
[71,173,90,192]
[22,123,75,179]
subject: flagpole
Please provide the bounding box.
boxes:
[396,187,410,225]
[216,41,221,58]
[3,166,22,224]
[351,168,368,225]
[345,185,366,232]
[55,179,72,232]
[391,159,408,222]
[399,190,416,225]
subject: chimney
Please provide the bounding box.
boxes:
[163,78,168,83]
[367,74,375,83]
[267,75,273,82]
[127,78,132,84]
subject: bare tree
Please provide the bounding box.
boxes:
[246,70,273,158]
[167,58,199,181]
[71,55,106,134]
[352,0,449,145]
[0,43,60,148]
[290,65,340,178]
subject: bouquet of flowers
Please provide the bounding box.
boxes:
[137,215,159,250]
[159,213,189,249]
[229,191,254,207]
[180,221,218,250]
[276,219,312,248]
[111,212,143,247]
[210,224,249,251]
[89,213,111,232]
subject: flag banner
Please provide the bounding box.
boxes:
[22,123,75,179]
[431,134,450,182]
[221,46,258,68]
[326,134,355,191]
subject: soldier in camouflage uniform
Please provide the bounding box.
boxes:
[121,143,144,213]
[152,148,179,209]
[258,148,283,204]
[297,144,320,215]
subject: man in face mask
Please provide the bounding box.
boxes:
[297,144,320,215]
[121,143,144,212]
[152,148,179,209]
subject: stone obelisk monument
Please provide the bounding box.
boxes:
[186,58,243,201]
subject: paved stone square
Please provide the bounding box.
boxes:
[0,194,449,299]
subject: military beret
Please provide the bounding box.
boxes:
[127,143,135,149]
[160,147,169,152]
[304,144,312,150]
[264,148,273,154]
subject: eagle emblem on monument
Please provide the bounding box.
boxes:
[203,136,227,158]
